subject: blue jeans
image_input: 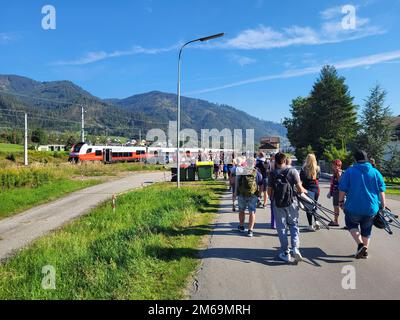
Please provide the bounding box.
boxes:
[273,203,300,254]
[345,212,375,238]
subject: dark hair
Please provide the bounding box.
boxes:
[354,150,368,162]
[274,152,287,165]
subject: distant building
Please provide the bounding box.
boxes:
[384,116,400,161]
[259,136,280,155]
[38,145,68,152]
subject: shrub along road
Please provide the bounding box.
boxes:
[190,181,400,300]
[0,171,169,261]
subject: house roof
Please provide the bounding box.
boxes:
[260,143,278,150]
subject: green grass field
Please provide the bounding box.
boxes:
[0,143,23,153]
[0,163,166,219]
[0,179,100,219]
[0,181,224,299]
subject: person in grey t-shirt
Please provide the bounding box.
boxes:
[268,153,307,263]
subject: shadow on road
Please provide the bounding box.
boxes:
[145,244,354,268]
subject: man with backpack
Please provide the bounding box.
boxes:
[267,153,307,263]
[235,158,263,237]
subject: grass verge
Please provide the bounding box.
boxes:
[0,181,225,299]
[0,179,100,219]
[0,163,167,218]
[386,188,400,195]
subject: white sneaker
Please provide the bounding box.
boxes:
[292,248,304,262]
[278,252,294,263]
[314,221,321,230]
[307,225,315,231]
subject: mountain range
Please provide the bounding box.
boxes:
[0,74,286,142]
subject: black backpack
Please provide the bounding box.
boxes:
[256,159,267,178]
[272,168,294,208]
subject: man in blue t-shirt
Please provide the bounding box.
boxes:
[339,150,386,260]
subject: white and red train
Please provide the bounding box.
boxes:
[69,142,234,164]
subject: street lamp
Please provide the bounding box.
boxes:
[176,33,225,188]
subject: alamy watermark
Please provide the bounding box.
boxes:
[42,5,56,30]
[41,265,56,290]
[341,265,356,290]
[342,5,357,30]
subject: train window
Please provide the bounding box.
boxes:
[86,148,92,154]
[136,151,141,156]
[112,153,117,157]
[73,143,84,153]
[95,150,102,156]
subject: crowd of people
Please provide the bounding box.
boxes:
[224,150,387,264]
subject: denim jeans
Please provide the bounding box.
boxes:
[273,202,300,254]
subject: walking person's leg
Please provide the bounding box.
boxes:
[274,206,292,262]
[270,199,276,229]
[247,195,258,237]
[359,215,374,259]
[306,191,317,230]
[237,195,246,232]
[287,203,302,261]
[345,213,369,259]
[330,190,340,226]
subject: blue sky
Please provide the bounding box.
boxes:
[1,0,400,122]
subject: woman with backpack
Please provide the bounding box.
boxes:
[300,154,321,231]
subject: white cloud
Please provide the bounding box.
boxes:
[216,5,385,51]
[0,32,19,44]
[53,44,180,66]
[320,5,343,20]
[187,50,400,94]
[229,54,256,66]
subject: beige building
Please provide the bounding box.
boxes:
[259,137,280,155]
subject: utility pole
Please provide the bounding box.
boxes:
[139,129,142,142]
[24,112,28,166]
[81,105,85,142]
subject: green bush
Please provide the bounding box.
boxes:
[323,145,354,169]
[0,167,55,190]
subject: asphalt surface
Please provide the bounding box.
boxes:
[190,181,400,300]
[0,171,169,261]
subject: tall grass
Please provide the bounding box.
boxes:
[0,167,55,189]
[0,182,224,299]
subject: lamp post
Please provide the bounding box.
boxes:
[176,33,225,188]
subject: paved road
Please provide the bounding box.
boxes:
[0,171,169,261]
[191,181,400,300]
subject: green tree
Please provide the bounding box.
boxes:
[31,128,48,145]
[284,65,358,159]
[283,97,315,161]
[355,84,393,165]
[308,65,358,157]
[323,145,353,169]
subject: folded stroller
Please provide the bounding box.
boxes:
[296,193,336,230]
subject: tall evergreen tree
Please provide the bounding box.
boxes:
[355,84,393,165]
[284,65,358,159]
[308,65,358,157]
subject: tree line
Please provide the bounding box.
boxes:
[283,65,400,178]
